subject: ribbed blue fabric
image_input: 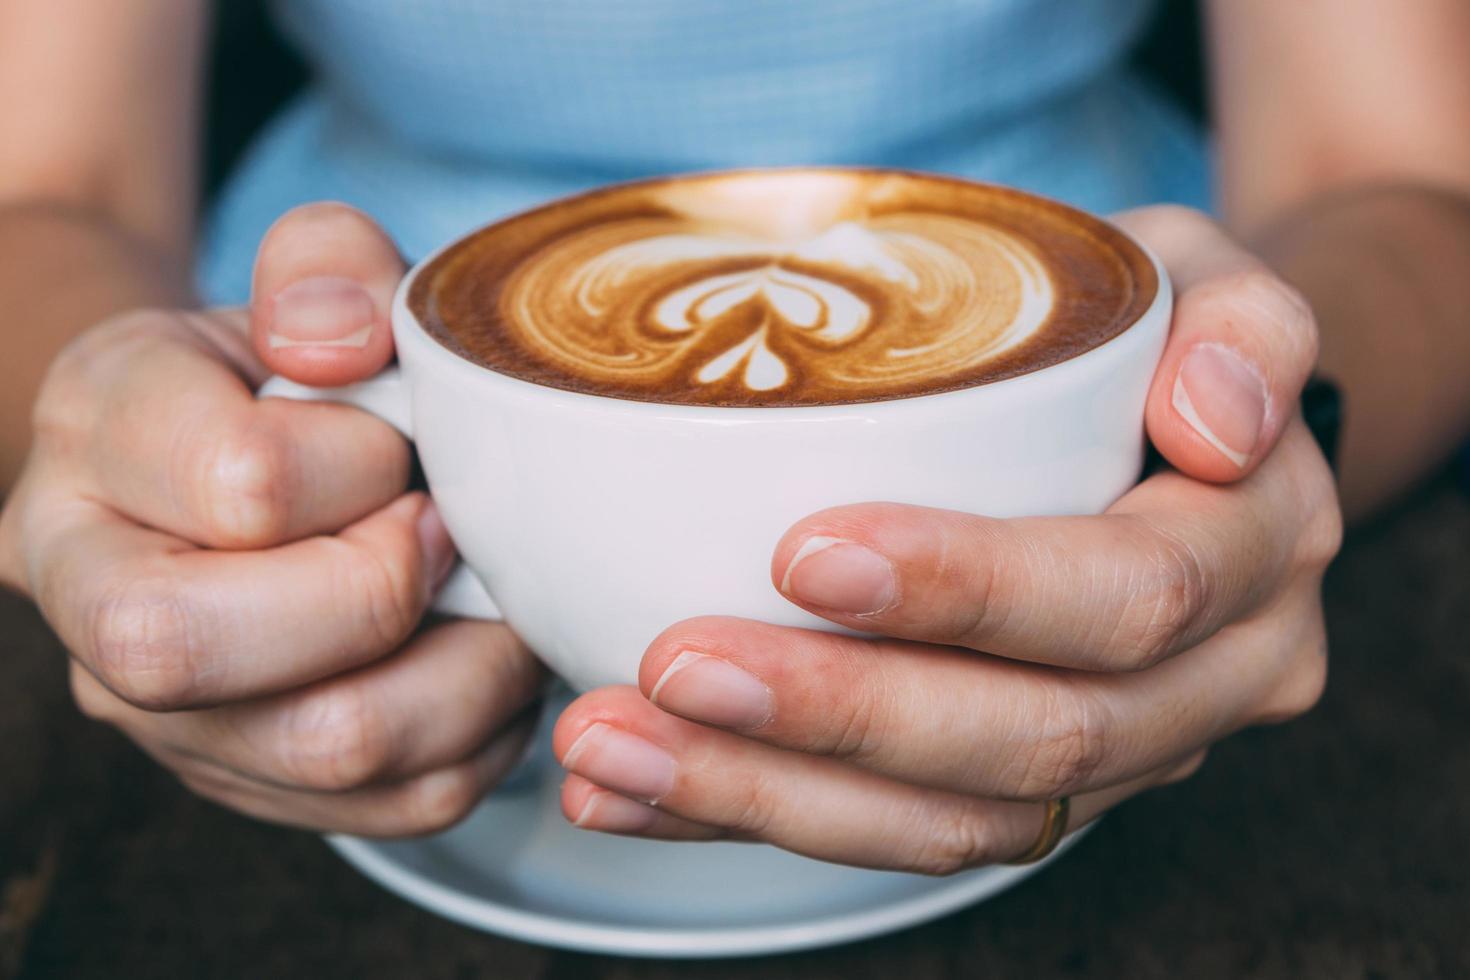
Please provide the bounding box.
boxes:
[199,0,1209,303]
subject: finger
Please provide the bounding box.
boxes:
[639,605,1321,800]
[1113,206,1318,481]
[250,202,405,387]
[74,313,410,548]
[33,492,455,711]
[560,774,724,840]
[566,758,1204,849]
[772,428,1332,670]
[164,714,537,837]
[71,620,547,791]
[555,687,1200,873]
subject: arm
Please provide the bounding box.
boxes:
[1207,0,1470,520]
[0,0,206,487]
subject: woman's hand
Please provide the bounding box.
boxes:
[553,206,1342,872]
[0,203,544,836]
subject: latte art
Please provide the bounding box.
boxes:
[411,170,1157,406]
[503,217,1054,397]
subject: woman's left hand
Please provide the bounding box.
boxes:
[552,206,1343,873]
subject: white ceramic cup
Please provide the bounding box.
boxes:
[261,188,1171,692]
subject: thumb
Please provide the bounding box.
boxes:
[249,202,406,387]
[1113,206,1319,482]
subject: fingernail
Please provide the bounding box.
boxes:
[268,276,377,349]
[572,788,660,833]
[1172,343,1267,468]
[561,723,675,804]
[779,535,896,614]
[415,499,456,590]
[649,651,773,730]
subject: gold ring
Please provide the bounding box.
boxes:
[1007,797,1071,865]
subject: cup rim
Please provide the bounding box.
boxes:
[390,167,1173,419]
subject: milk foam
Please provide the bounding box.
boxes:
[501,216,1056,398]
[413,171,1156,407]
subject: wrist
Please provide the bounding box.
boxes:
[0,206,193,485]
[1252,186,1470,519]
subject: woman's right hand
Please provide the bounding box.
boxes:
[0,203,546,835]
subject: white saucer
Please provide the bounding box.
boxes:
[326,727,1088,958]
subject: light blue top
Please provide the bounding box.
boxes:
[199,0,1210,304]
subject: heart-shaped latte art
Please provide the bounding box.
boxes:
[499,216,1055,399]
[410,171,1158,407]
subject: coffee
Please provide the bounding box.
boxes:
[410,169,1157,407]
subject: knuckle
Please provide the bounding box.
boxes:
[1159,750,1209,787]
[88,576,203,711]
[1303,509,1344,573]
[281,686,395,791]
[195,419,296,547]
[944,527,1005,647]
[34,311,170,430]
[68,664,118,722]
[911,805,1001,876]
[824,692,882,760]
[30,360,87,448]
[800,648,889,760]
[1010,688,1112,799]
[724,770,778,838]
[177,770,228,804]
[403,768,481,835]
[478,625,543,694]
[176,766,253,815]
[1258,640,1329,724]
[347,538,424,650]
[97,307,173,341]
[1299,481,1345,573]
[29,330,120,448]
[1115,524,1210,669]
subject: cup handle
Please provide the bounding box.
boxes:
[257,371,502,621]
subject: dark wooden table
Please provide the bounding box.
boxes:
[4,478,1468,979]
